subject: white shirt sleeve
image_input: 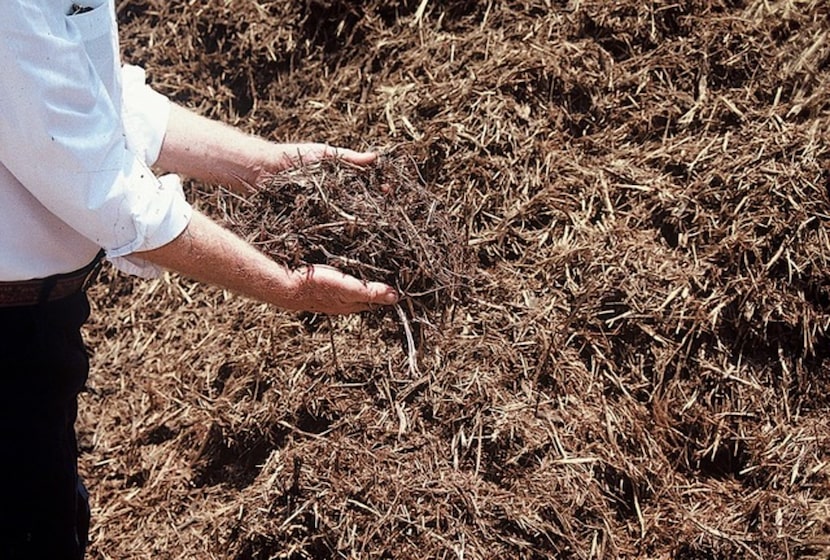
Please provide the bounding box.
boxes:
[122,64,171,167]
[0,1,191,277]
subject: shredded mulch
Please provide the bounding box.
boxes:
[80,1,830,559]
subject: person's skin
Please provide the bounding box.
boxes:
[154,104,377,194]
[138,104,398,314]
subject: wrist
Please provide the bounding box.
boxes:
[235,139,293,192]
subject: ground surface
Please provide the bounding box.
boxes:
[80,1,830,558]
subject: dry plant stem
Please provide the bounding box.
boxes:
[326,316,341,372]
[395,303,420,378]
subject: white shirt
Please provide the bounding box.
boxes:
[0,0,192,280]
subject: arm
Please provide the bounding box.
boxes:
[139,104,398,314]
[155,103,377,193]
[138,210,398,314]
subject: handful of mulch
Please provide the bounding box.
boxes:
[223,152,469,316]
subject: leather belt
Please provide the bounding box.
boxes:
[0,252,104,308]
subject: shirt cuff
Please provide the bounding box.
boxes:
[121,64,170,166]
[106,173,192,278]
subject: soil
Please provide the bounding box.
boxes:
[79,1,830,558]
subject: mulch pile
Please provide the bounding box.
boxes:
[80,1,830,558]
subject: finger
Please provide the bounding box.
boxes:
[297,265,398,314]
[330,271,398,306]
[362,281,400,306]
[324,146,378,167]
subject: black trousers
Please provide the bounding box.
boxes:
[0,292,91,559]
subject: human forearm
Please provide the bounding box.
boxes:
[137,209,398,314]
[154,104,274,192]
[155,104,377,193]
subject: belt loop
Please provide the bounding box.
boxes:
[37,276,58,306]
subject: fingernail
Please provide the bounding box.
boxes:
[383,291,399,304]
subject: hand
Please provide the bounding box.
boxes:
[288,264,398,315]
[273,143,377,172]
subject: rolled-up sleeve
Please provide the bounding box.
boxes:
[0,1,190,276]
[122,64,171,167]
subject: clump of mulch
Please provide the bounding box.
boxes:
[222,152,469,315]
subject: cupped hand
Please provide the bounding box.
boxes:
[288,264,398,315]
